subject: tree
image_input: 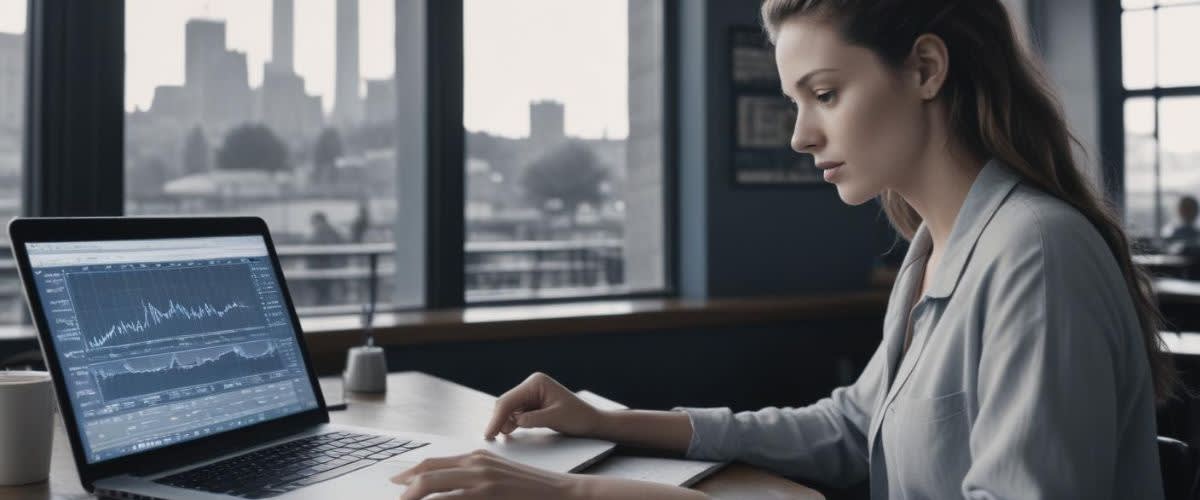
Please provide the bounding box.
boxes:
[182,126,208,175]
[521,140,608,215]
[216,123,289,173]
[313,127,344,182]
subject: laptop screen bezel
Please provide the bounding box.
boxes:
[7,216,331,491]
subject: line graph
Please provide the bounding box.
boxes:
[91,341,285,401]
[86,300,252,349]
[67,264,265,350]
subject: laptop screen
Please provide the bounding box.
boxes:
[24,235,321,464]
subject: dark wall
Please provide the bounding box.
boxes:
[679,0,895,299]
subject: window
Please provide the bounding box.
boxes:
[1120,0,1200,242]
[27,0,670,322]
[0,0,24,326]
[124,0,421,315]
[462,0,667,302]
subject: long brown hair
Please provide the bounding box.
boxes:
[761,0,1176,401]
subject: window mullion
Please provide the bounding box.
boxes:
[24,0,124,217]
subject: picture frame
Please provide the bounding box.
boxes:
[729,26,823,187]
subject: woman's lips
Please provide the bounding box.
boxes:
[817,161,844,182]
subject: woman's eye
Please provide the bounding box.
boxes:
[815,90,837,104]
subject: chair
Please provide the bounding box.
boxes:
[1157,436,1195,500]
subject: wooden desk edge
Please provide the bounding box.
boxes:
[0,292,890,346]
[303,291,890,351]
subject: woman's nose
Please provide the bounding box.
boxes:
[790,111,822,154]
[790,126,821,154]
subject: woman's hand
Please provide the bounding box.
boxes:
[391,449,577,499]
[392,449,712,500]
[484,372,604,440]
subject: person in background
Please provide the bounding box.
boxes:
[307,211,345,306]
[350,196,371,244]
[1164,195,1200,256]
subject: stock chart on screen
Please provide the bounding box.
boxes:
[25,236,319,463]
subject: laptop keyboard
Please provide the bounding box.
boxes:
[154,431,428,499]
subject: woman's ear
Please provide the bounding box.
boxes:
[908,33,949,100]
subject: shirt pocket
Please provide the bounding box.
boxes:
[885,391,972,498]
[896,390,967,423]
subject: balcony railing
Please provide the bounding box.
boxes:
[0,239,627,322]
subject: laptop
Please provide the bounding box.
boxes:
[8,216,615,499]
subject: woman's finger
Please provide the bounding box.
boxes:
[499,415,519,435]
[397,467,486,500]
[391,452,478,485]
[514,407,557,429]
[485,381,542,439]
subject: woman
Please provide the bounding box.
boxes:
[391,0,1173,498]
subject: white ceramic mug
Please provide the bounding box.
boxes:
[0,370,54,486]
[343,346,387,393]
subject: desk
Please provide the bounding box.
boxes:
[1135,254,1192,277]
[1157,332,1200,468]
[1154,279,1200,332]
[1,372,823,500]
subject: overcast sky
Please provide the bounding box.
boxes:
[0,1,632,139]
[9,1,1193,146]
[120,0,628,139]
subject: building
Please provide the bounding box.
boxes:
[261,0,323,147]
[529,100,565,150]
[184,20,224,89]
[0,32,21,211]
[0,32,23,133]
[272,0,294,73]
[183,19,252,136]
[258,67,324,148]
[148,85,195,123]
[334,0,361,126]
[363,78,395,125]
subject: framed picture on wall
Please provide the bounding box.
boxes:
[729,26,822,187]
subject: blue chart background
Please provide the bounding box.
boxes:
[28,246,321,463]
[67,263,263,349]
[93,340,285,401]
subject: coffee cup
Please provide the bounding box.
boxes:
[0,370,54,486]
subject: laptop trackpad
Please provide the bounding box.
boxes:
[478,429,615,473]
[285,430,613,498]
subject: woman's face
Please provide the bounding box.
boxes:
[775,16,931,205]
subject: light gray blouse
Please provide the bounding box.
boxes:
[677,160,1164,499]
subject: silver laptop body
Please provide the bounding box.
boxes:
[8,217,613,499]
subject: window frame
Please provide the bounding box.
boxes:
[24,0,679,313]
[457,0,680,307]
[24,0,124,217]
[1100,0,1200,245]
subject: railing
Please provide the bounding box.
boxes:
[464,238,625,301]
[0,239,627,321]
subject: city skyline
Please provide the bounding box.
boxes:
[125,0,394,117]
[121,0,632,140]
[0,1,1198,143]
